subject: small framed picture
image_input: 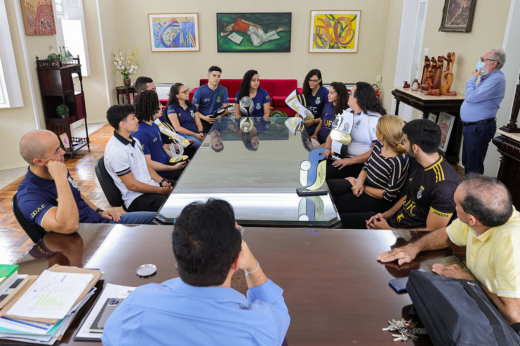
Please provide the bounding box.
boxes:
[59,133,70,149]
[148,13,200,52]
[437,112,455,152]
[428,113,437,123]
[439,0,477,33]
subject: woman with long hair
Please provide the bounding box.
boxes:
[234,70,271,118]
[164,83,205,148]
[133,90,187,181]
[310,82,349,146]
[328,115,409,223]
[323,81,387,180]
[302,69,330,136]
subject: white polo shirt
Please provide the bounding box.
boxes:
[104,131,159,208]
[347,109,381,157]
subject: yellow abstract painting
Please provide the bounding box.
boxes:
[309,11,360,53]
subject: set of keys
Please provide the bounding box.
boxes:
[382,318,427,342]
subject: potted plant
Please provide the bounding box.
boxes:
[112,47,139,86]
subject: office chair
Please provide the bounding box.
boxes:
[11,192,45,243]
[95,156,128,211]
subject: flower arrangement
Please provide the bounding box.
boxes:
[112,47,139,80]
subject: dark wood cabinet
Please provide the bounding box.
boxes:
[36,57,90,157]
[493,81,520,210]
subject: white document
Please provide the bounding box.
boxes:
[75,284,136,340]
[227,32,244,45]
[285,89,314,119]
[7,271,94,320]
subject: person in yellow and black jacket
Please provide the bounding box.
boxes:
[341,119,459,230]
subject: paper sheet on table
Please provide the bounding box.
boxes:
[6,271,93,320]
[75,284,136,341]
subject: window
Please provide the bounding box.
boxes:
[54,0,91,76]
[0,0,23,108]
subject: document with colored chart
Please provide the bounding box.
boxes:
[6,271,93,319]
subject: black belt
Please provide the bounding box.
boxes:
[461,117,496,126]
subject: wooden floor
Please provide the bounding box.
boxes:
[0,123,465,264]
[0,124,122,264]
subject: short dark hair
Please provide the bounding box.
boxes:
[459,174,513,227]
[208,66,222,74]
[135,76,153,94]
[106,104,135,130]
[134,90,161,123]
[402,119,441,154]
[172,199,241,287]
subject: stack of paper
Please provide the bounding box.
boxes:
[0,265,19,297]
[0,265,102,345]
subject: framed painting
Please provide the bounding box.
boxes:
[439,0,477,33]
[309,10,360,53]
[20,0,56,35]
[437,112,455,152]
[149,13,199,52]
[216,13,292,53]
[428,113,438,123]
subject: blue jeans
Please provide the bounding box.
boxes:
[462,121,496,174]
[182,134,202,148]
[109,212,156,224]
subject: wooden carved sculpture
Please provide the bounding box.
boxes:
[421,56,431,85]
[426,52,457,96]
[420,65,434,91]
[403,81,410,88]
[433,56,444,89]
[440,52,457,96]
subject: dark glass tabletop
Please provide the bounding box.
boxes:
[156,117,340,227]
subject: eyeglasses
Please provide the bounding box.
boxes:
[180,89,190,94]
[309,79,320,83]
[401,136,406,144]
[479,57,496,63]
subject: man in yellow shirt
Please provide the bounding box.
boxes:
[378,174,520,330]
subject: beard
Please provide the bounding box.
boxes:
[480,67,490,77]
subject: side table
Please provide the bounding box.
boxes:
[116,86,136,105]
[392,87,465,164]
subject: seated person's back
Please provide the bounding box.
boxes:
[102,199,290,346]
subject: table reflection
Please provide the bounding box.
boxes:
[157,117,339,226]
[15,224,114,275]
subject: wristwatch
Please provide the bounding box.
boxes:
[95,208,104,213]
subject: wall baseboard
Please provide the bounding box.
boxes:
[0,162,27,172]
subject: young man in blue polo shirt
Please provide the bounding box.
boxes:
[16,130,155,238]
[133,90,187,182]
[192,66,229,133]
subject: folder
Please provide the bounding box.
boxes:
[1,265,102,324]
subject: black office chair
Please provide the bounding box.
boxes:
[11,192,45,243]
[95,156,128,211]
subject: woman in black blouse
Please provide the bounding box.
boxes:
[328,114,409,215]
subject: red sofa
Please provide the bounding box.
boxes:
[189,79,298,117]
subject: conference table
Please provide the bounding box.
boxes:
[8,224,467,345]
[155,117,341,227]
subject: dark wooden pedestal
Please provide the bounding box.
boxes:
[392,87,465,164]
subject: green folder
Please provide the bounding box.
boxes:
[0,265,19,279]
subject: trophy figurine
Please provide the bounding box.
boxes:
[297,147,328,196]
[239,96,254,117]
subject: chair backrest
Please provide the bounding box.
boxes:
[11,192,45,243]
[95,156,125,208]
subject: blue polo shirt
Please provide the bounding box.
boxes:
[306,86,330,136]
[317,102,335,143]
[167,103,199,133]
[234,88,271,117]
[17,168,106,236]
[192,85,229,116]
[132,122,171,179]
